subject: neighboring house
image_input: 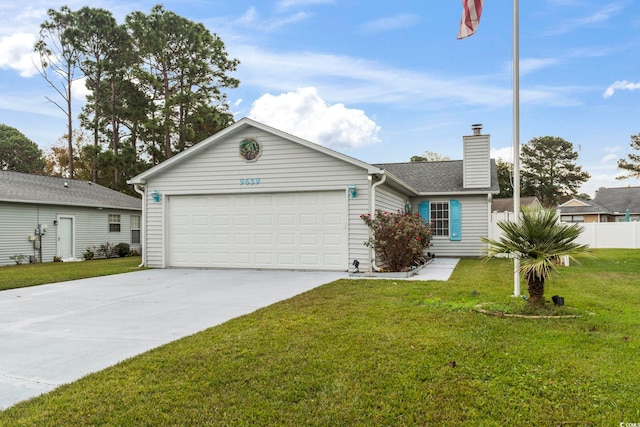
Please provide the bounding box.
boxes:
[128,118,499,272]
[0,171,142,266]
[559,186,640,223]
[491,196,542,213]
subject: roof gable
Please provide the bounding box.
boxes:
[559,198,591,207]
[0,171,141,210]
[129,117,383,184]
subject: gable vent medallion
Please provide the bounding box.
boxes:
[239,138,261,162]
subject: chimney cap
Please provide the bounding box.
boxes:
[471,124,483,135]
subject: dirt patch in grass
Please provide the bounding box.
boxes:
[474,301,587,319]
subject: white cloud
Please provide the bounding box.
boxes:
[519,57,559,75]
[0,32,39,77]
[361,14,420,34]
[235,6,309,32]
[233,45,579,109]
[277,0,334,10]
[490,146,514,163]
[603,80,640,98]
[249,87,380,149]
[600,153,618,163]
[544,3,623,36]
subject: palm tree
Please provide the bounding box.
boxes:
[482,207,590,305]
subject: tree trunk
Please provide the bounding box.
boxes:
[526,273,545,305]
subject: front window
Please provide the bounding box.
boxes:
[561,215,584,223]
[431,202,449,236]
[109,214,121,232]
[131,215,141,244]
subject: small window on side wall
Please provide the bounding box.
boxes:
[131,215,141,244]
[109,214,121,232]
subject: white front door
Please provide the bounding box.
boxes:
[57,217,74,259]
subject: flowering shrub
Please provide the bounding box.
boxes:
[361,209,432,272]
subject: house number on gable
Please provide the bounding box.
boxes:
[240,178,260,185]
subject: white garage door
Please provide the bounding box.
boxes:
[168,191,348,270]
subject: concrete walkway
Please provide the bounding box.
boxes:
[0,269,345,409]
[410,258,460,281]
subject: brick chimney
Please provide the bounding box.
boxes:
[463,124,490,188]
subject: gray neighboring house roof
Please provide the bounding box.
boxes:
[0,171,141,211]
[592,186,640,214]
[373,160,500,194]
[559,186,640,216]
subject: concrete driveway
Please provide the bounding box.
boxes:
[0,268,345,409]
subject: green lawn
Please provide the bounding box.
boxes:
[2,249,639,426]
[0,257,143,291]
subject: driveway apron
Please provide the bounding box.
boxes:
[0,268,345,409]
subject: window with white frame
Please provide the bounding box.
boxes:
[131,215,141,244]
[430,202,449,236]
[109,214,121,232]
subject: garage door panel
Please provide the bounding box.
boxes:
[169,192,347,270]
[324,233,344,244]
[255,233,273,245]
[278,234,295,245]
[255,214,272,226]
[192,234,209,245]
[278,214,295,226]
[300,234,318,245]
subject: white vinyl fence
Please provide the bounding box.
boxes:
[490,212,640,249]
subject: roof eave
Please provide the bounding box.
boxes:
[379,171,419,196]
[414,189,499,197]
[0,198,141,211]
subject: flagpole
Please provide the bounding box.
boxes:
[513,0,521,297]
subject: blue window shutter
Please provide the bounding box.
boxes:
[450,199,461,241]
[418,201,430,224]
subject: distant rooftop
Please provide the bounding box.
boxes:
[0,171,141,211]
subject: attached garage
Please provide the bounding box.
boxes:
[128,118,498,272]
[168,191,347,270]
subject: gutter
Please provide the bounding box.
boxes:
[133,184,146,268]
[368,172,387,272]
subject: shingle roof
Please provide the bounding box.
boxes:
[373,160,499,194]
[593,186,640,214]
[557,199,610,215]
[558,187,640,215]
[0,171,141,210]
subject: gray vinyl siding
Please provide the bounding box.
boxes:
[144,127,372,270]
[410,194,489,257]
[463,135,491,188]
[375,184,408,213]
[0,201,141,267]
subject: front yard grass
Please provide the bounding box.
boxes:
[2,249,639,425]
[0,257,142,291]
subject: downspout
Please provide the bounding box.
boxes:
[133,184,146,268]
[369,172,387,272]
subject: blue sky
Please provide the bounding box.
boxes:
[1,0,639,197]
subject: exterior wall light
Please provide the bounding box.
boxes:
[348,184,357,199]
[150,190,161,203]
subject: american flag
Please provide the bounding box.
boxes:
[457,0,484,39]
